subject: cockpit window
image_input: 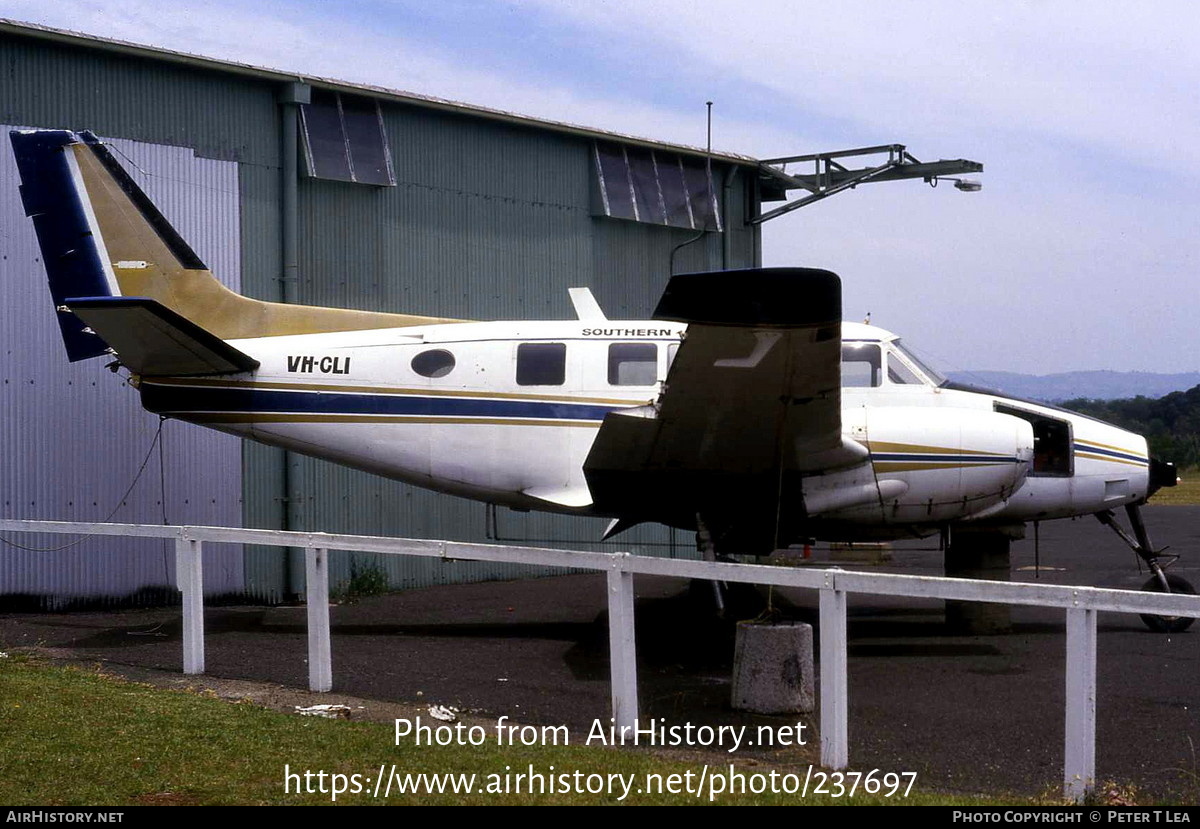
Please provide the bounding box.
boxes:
[841,343,882,387]
[886,352,924,385]
[893,340,947,386]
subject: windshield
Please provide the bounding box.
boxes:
[892,340,947,386]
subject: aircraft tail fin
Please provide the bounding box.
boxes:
[10,129,461,363]
[11,130,123,360]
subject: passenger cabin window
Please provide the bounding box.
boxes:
[841,343,882,387]
[995,404,1073,476]
[411,349,455,378]
[517,343,566,386]
[608,343,657,385]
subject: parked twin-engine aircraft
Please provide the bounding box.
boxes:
[9,129,1194,630]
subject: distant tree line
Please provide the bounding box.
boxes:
[1063,385,1200,470]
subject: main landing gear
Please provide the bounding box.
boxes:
[696,514,727,617]
[1096,504,1196,633]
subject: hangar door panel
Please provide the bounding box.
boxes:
[0,126,245,602]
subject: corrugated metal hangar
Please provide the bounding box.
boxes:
[0,20,979,605]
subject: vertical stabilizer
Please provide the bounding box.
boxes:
[11,129,119,360]
[10,129,463,361]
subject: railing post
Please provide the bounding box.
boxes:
[1064,606,1097,802]
[819,579,848,769]
[306,546,332,692]
[606,562,638,738]
[174,535,205,675]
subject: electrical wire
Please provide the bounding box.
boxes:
[0,418,166,552]
[105,142,237,196]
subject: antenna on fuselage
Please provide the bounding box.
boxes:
[669,101,714,276]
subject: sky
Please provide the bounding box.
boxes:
[1,0,1197,375]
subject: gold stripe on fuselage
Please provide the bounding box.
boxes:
[872,460,1013,473]
[866,441,1008,456]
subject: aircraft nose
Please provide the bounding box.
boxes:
[1148,457,1179,496]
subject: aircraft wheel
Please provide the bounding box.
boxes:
[1139,573,1196,633]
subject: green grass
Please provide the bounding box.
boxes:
[1148,470,1200,506]
[330,558,391,604]
[0,653,1009,806]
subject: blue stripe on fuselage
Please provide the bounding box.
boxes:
[139,383,620,422]
[870,453,1021,464]
[1072,443,1147,464]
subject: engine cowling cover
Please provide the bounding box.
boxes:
[838,406,1034,524]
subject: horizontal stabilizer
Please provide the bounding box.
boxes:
[65,297,260,376]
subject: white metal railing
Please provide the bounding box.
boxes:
[2,518,1198,802]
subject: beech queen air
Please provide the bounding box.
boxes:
[8,129,1193,630]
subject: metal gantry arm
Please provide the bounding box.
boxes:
[752,143,984,224]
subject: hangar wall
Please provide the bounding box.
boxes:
[0,126,245,604]
[0,25,763,602]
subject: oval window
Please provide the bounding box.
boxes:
[411,349,456,378]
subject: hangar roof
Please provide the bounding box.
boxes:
[0,18,760,167]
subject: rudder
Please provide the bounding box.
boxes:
[11,129,120,360]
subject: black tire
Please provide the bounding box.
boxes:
[1139,573,1197,633]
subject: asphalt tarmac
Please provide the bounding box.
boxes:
[1,506,1197,800]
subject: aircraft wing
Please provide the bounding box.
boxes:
[584,268,866,549]
[65,296,260,376]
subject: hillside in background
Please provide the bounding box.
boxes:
[947,370,1200,402]
[946,370,1200,469]
[1062,387,1200,470]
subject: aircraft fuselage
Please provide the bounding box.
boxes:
[135,318,1153,544]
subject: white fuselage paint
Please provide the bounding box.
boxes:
[137,320,1151,541]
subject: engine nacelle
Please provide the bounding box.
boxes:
[818,407,1034,524]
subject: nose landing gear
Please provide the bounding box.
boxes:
[1096,504,1195,633]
